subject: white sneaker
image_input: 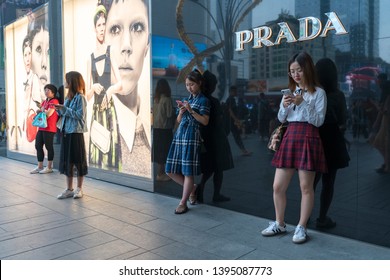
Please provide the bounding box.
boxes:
[292,225,307,244]
[39,167,53,174]
[57,189,74,199]
[73,188,83,199]
[261,221,287,236]
[30,167,43,174]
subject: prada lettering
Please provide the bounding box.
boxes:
[235,12,348,51]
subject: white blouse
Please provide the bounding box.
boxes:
[277,86,327,127]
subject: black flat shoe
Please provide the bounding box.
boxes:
[316,217,336,229]
[213,194,231,202]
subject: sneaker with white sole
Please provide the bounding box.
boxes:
[57,189,74,199]
[73,188,83,199]
[292,225,307,244]
[261,221,287,236]
[39,167,53,174]
[30,167,43,174]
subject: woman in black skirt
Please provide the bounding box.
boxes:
[261,52,327,244]
[55,71,88,199]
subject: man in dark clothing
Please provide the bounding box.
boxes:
[225,86,251,156]
[258,92,271,141]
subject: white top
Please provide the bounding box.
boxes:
[278,86,327,127]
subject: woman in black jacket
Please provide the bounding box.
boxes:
[194,70,234,204]
[314,58,350,229]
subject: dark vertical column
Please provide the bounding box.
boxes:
[48,0,63,169]
[48,0,63,87]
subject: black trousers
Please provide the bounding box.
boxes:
[35,130,55,162]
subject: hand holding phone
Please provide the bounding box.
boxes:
[176,100,184,108]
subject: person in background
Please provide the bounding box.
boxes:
[56,71,88,199]
[153,78,174,182]
[313,58,350,229]
[261,51,327,244]
[165,70,210,214]
[0,109,6,142]
[225,86,252,156]
[30,84,59,174]
[195,70,234,204]
[372,74,390,174]
[258,92,271,141]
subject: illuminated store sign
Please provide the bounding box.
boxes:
[235,12,348,51]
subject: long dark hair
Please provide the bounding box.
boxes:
[315,58,338,93]
[288,51,319,94]
[65,71,86,100]
[202,70,218,97]
[154,78,171,103]
[186,69,205,93]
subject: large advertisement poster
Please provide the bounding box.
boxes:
[5,5,50,155]
[63,0,152,178]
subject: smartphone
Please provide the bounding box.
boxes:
[176,100,184,107]
[281,89,292,95]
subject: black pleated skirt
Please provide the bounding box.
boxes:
[59,133,88,177]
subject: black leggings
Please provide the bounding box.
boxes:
[35,130,56,162]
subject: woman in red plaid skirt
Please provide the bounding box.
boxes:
[261,52,327,244]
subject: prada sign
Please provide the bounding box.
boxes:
[235,12,348,51]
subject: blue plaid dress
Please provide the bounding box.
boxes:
[165,93,210,176]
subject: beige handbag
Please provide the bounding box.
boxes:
[90,120,111,154]
[267,123,288,152]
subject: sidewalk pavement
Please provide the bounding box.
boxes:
[0,156,389,260]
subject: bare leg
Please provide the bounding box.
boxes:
[273,168,294,226]
[47,160,53,170]
[157,164,164,176]
[297,170,316,228]
[66,176,73,191]
[77,176,84,189]
[181,176,195,205]
[167,172,184,186]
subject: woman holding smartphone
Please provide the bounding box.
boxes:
[56,71,88,199]
[261,51,327,244]
[165,70,210,214]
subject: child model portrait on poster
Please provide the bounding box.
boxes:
[86,1,122,170]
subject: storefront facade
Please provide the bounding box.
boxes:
[2,0,390,248]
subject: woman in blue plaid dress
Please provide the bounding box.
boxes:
[166,70,210,214]
[261,52,327,244]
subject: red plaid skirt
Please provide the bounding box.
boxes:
[271,122,327,173]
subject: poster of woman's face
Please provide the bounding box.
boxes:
[30,26,50,86]
[105,0,150,95]
[63,0,152,178]
[4,5,50,155]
